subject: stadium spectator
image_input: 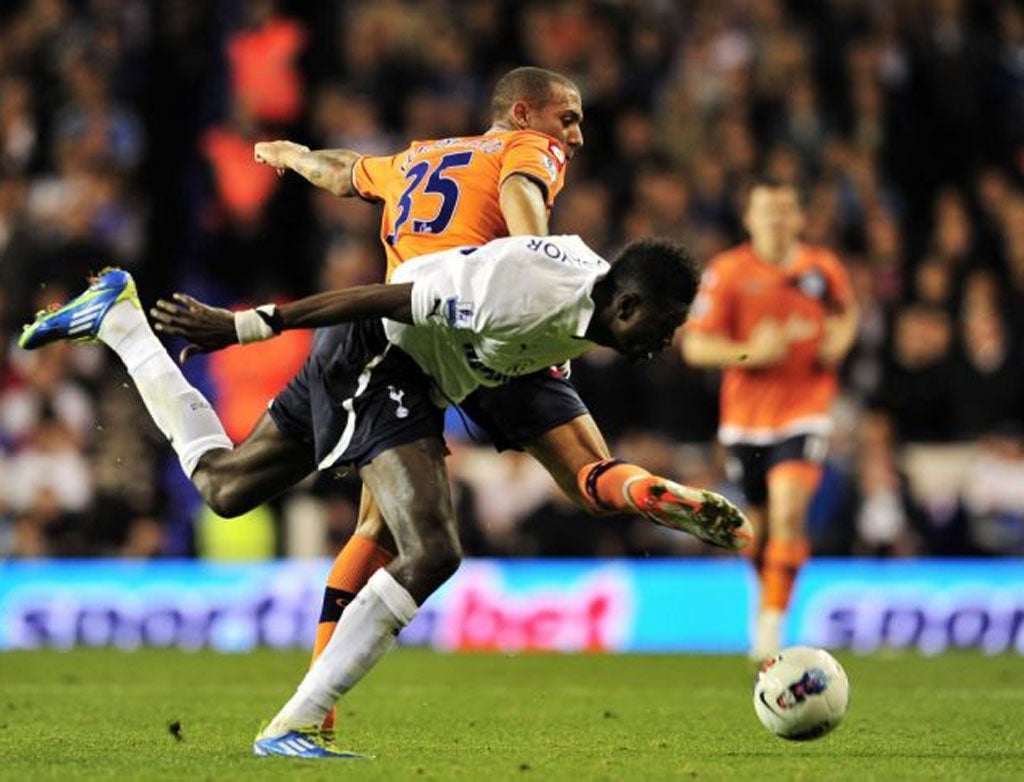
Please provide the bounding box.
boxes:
[873,304,955,443]
[962,424,1024,555]
[227,0,307,127]
[838,410,927,557]
[950,282,1024,438]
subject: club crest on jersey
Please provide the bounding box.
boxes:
[388,385,409,419]
[548,140,566,166]
[794,270,828,300]
[443,296,475,328]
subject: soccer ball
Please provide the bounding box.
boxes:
[752,646,849,741]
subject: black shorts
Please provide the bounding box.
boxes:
[725,433,829,507]
[269,321,444,470]
[457,368,591,452]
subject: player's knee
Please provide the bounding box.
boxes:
[199,477,254,519]
[406,527,462,590]
[205,490,250,519]
[191,456,258,518]
[427,538,463,583]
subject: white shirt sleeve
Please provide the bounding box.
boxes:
[393,236,608,336]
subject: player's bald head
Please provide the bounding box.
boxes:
[490,67,580,120]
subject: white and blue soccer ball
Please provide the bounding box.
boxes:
[752,646,850,741]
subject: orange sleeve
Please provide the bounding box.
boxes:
[686,259,735,336]
[499,132,567,207]
[820,250,855,312]
[352,154,398,203]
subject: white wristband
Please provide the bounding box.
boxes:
[234,305,277,344]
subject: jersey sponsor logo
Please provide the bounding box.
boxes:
[443,296,475,328]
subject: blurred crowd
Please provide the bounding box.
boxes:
[3,0,1024,560]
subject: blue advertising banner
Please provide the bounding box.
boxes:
[0,559,1021,654]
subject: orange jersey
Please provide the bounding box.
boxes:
[686,243,854,445]
[351,129,567,279]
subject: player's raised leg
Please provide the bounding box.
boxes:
[20,268,235,477]
[464,374,752,549]
[527,414,752,550]
[255,437,459,758]
[19,269,314,516]
[751,463,819,660]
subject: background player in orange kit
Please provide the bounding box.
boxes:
[682,178,859,660]
[253,67,727,737]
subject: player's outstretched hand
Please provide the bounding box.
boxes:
[254,140,309,175]
[150,294,237,363]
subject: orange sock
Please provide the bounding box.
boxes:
[577,459,652,512]
[761,538,810,611]
[312,535,395,730]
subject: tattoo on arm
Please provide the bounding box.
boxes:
[290,150,359,197]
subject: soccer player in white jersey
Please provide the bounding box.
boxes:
[20,234,752,758]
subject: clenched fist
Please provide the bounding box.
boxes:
[254,140,310,174]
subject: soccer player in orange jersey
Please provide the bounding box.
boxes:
[251,67,739,737]
[683,178,858,660]
[20,67,751,756]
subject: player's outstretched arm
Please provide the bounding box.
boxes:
[276,284,414,329]
[254,140,361,197]
[150,285,413,362]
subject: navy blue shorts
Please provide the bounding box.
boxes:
[725,434,829,507]
[269,321,444,470]
[457,368,591,452]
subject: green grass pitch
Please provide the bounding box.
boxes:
[0,649,1021,781]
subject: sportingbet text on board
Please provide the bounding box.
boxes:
[0,559,1022,653]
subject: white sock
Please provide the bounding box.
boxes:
[264,569,418,736]
[750,608,784,661]
[98,300,232,476]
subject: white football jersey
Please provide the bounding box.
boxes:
[385,235,608,403]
